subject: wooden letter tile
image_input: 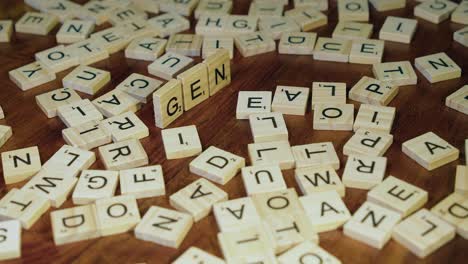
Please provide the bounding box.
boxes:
[402,131,459,170]
[177,63,210,111]
[343,129,393,156]
[34,45,78,73]
[169,178,228,222]
[234,32,276,57]
[135,206,193,248]
[62,65,111,95]
[0,220,21,261]
[343,201,402,249]
[62,120,111,150]
[0,20,13,42]
[414,0,457,24]
[369,0,405,12]
[147,13,190,38]
[249,1,284,18]
[57,99,104,128]
[248,140,295,170]
[195,15,225,36]
[98,139,148,170]
[349,76,399,106]
[353,104,396,133]
[342,155,387,190]
[372,61,418,86]
[148,51,194,81]
[41,144,96,177]
[236,91,272,119]
[160,0,198,16]
[349,39,384,64]
[414,52,462,83]
[313,104,355,131]
[221,15,258,36]
[101,111,148,142]
[452,1,468,24]
[272,85,310,115]
[241,164,287,195]
[153,79,184,128]
[285,7,327,31]
[379,16,417,44]
[72,170,119,205]
[119,165,165,199]
[2,146,41,184]
[15,11,59,35]
[446,85,468,115]
[202,36,234,59]
[455,165,468,196]
[9,61,56,91]
[332,21,373,40]
[292,142,340,169]
[56,19,95,44]
[195,0,232,19]
[278,32,317,55]
[278,241,341,264]
[108,6,148,25]
[0,125,12,149]
[162,125,202,159]
[173,247,225,264]
[337,0,369,22]
[431,193,468,237]
[202,48,232,95]
[93,90,141,118]
[311,82,347,108]
[67,39,109,66]
[166,34,203,57]
[313,37,351,62]
[36,88,82,118]
[95,195,141,236]
[51,204,100,245]
[116,73,163,103]
[258,17,300,40]
[295,166,345,197]
[249,112,288,143]
[125,36,167,61]
[213,197,262,232]
[91,26,131,54]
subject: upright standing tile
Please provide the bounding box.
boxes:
[445,85,468,115]
[177,63,210,111]
[190,146,245,185]
[173,247,225,264]
[62,120,112,150]
[343,129,393,157]
[0,220,21,261]
[311,82,347,108]
[278,32,317,55]
[135,206,193,248]
[72,170,119,205]
[2,146,41,184]
[313,37,351,62]
[35,45,78,73]
[56,19,95,44]
[344,201,402,249]
[0,125,12,149]
[116,73,163,103]
[349,76,399,106]
[455,165,468,196]
[271,85,310,115]
[414,0,457,24]
[285,7,327,31]
[337,0,369,22]
[148,51,194,81]
[125,36,167,61]
[92,90,141,118]
[241,165,287,196]
[367,176,428,217]
[153,79,184,128]
[95,195,141,236]
[36,88,82,118]
[234,32,276,57]
[379,16,418,44]
[166,34,203,57]
[402,131,459,170]
[258,17,300,40]
[202,48,232,95]
[342,155,387,190]
[292,142,340,169]
[213,197,262,232]
[101,111,149,142]
[349,39,384,64]
[295,166,345,197]
[57,99,104,128]
[161,125,202,159]
[169,178,228,222]
[0,20,13,42]
[147,12,190,37]
[248,140,295,170]
[9,61,56,91]
[0,188,50,229]
[414,52,462,83]
[62,65,111,95]
[202,36,234,59]
[51,204,100,245]
[236,91,272,119]
[98,139,148,170]
[353,104,396,133]
[332,21,373,40]
[119,165,165,199]
[392,209,456,258]
[313,104,354,131]
[373,61,418,86]
[278,241,341,264]
[15,11,59,35]
[249,112,288,143]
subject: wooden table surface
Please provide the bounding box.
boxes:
[0,0,467,263]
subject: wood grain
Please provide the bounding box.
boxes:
[0,0,467,263]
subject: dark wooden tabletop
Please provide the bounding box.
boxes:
[0,0,467,263]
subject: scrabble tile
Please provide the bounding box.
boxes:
[344,201,402,249]
[300,191,351,232]
[338,0,369,22]
[0,220,21,261]
[91,26,131,54]
[293,0,328,10]
[218,226,277,263]
[202,36,234,59]
[379,16,418,44]
[453,26,468,47]
[311,82,347,108]
[0,106,3,119]
[369,0,406,12]
[153,79,184,128]
[116,73,163,103]
[108,5,148,25]
[332,21,373,40]
[0,188,49,230]
[57,99,104,128]
[292,142,340,170]
[78,0,115,25]
[0,125,12,148]
[278,241,341,264]
[195,0,232,19]
[342,155,387,190]
[455,165,468,196]
[166,34,203,57]
[213,197,262,232]
[135,206,193,248]
[190,146,245,185]
[119,165,165,199]
[72,170,118,205]
[35,45,78,74]
[173,247,225,264]
[56,19,95,44]
[249,1,284,18]
[431,193,468,234]
[101,111,148,142]
[313,37,351,62]
[235,32,276,57]
[278,32,317,55]
[343,129,393,157]
[36,88,82,118]
[170,178,228,222]
[392,209,455,258]
[15,11,59,35]
[251,188,303,217]
[122,18,158,41]
[349,39,384,64]
[99,139,148,170]
[402,131,459,170]
[248,140,295,170]
[249,112,288,143]
[372,61,418,86]
[236,91,272,119]
[415,52,462,83]
[22,170,78,208]
[125,36,167,61]
[265,213,319,254]
[148,52,194,81]
[160,0,198,16]
[221,15,258,36]
[67,39,110,65]
[92,90,141,118]
[313,104,355,131]
[202,48,231,96]
[51,204,100,245]
[452,2,468,24]
[62,121,111,150]
[147,12,190,38]
[349,76,399,106]
[0,20,13,42]
[41,144,95,176]
[8,61,56,91]
[446,85,468,115]
[285,7,328,31]
[271,85,310,115]
[1,146,41,185]
[195,15,226,36]
[38,0,81,22]
[367,175,428,217]
[241,165,287,196]
[95,195,141,236]
[295,166,345,197]
[62,65,111,95]
[131,0,161,13]
[353,104,396,133]
[162,125,202,159]
[414,0,457,24]
[258,17,300,40]
[177,63,209,111]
